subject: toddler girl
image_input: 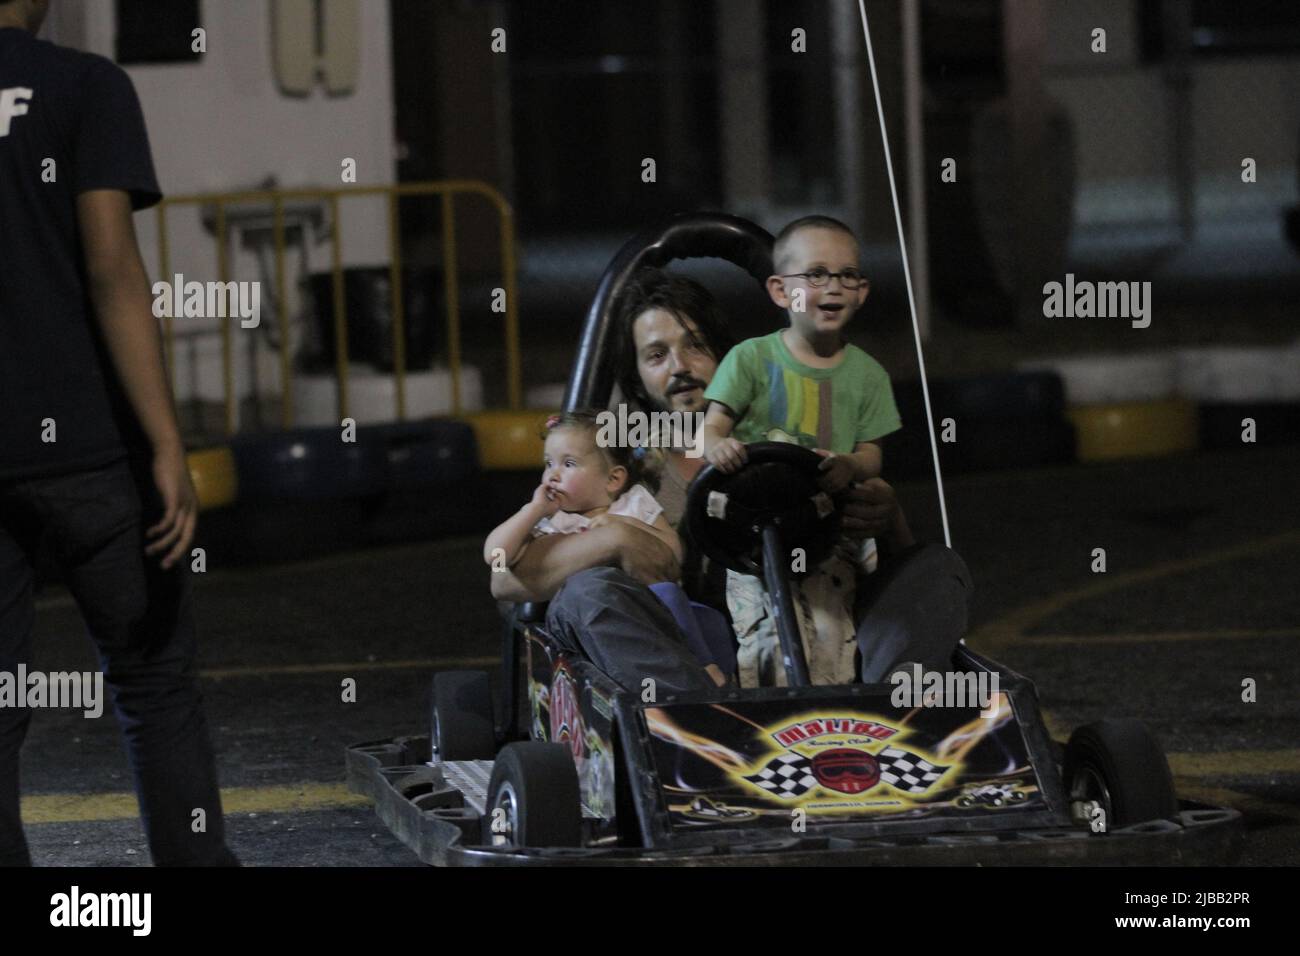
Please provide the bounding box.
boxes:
[485,411,732,686]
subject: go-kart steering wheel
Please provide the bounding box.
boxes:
[684,443,842,686]
[685,443,842,576]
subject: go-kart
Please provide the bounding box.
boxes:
[346,212,1242,865]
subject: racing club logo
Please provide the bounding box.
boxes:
[811,748,881,794]
[741,714,950,801]
[772,716,897,747]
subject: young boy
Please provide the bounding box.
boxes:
[699,215,901,686]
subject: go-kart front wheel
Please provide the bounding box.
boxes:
[430,670,496,761]
[484,742,582,848]
[1063,718,1177,829]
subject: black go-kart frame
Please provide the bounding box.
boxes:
[346,212,1242,866]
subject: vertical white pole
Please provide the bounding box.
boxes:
[857,0,951,548]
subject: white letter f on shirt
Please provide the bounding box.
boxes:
[0,87,33,137]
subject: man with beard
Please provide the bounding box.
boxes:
[491,270,971,694]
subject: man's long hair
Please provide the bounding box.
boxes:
[614,268,737,411]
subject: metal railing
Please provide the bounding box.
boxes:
[156,180,520,436]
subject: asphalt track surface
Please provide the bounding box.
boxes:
[19,442,1300,866]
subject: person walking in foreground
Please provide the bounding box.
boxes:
[0,0,237,865]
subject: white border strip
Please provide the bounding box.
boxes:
[857,0,952,548]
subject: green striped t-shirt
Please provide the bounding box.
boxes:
[703,331,901,452]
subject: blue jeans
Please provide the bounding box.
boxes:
[544,546,971,695]
[545,567,719,697]
[0,457,236,866]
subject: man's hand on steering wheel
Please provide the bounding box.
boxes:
[839,478,904,542]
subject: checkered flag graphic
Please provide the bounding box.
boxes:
[743,752,817,799]
[877,747,949,794]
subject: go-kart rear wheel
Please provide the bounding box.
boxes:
[430,670,496,762]
[484,742,582,848]
[1063,719,1177,829]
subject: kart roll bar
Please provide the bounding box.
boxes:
[564,212,775,411]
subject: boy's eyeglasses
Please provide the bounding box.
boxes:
[781,268,868,290]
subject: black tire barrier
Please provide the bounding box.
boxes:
[357,420,483,543]
[194,423,486,562]
[887,373,1075,478]
[230,426,390,501]
[958,418,1076,475]
[930,371,1067,420]
[196,487,491,565]
[899,371,1068,421]
[363,419,479,491]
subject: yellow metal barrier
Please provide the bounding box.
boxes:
[156,181,521,437]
